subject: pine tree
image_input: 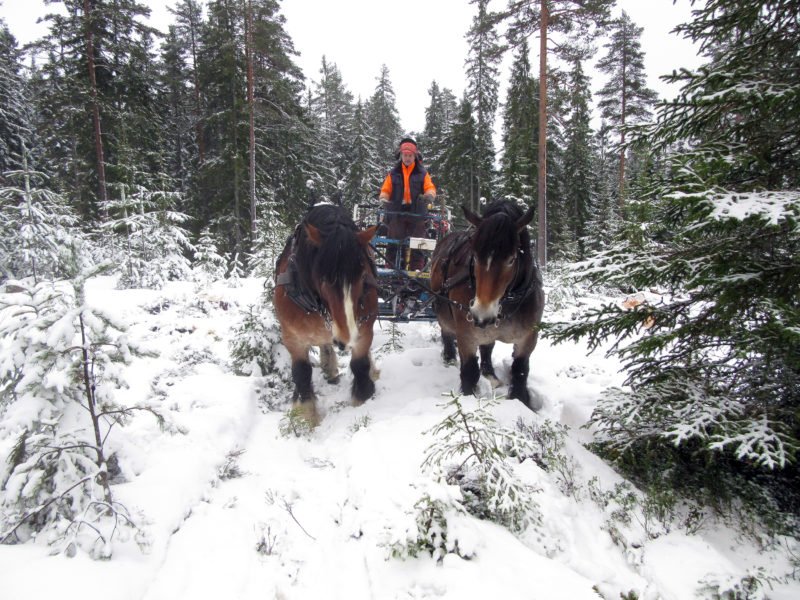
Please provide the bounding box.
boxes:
[504,0,615,267]
[193,226,227,283]
[552,0,800,520]
[596,10,658,209]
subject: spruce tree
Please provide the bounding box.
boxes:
[551,0,800,521]
[246,0,311,231]
[308,56,355,201]
[419,81,458,192]
[465,0,504,204]
[366,65,403,167]
[156,26,196,199]
[346,99,381,208]
[499,39,538,208]
[0,21,33,180]
[195,0,248,256]
[441,97,480,219]
[561,58,595,259]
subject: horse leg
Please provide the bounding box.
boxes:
[442,332,457,365]
[319,344,340,384]
[510,335,541,410]
[458,342,480,397]
[350,335,376,406]
[285,341,320,425]
[479,342,501,388]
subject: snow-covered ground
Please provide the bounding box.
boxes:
[1,275,797,600]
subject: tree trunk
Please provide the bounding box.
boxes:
[537,0,548,268]
[84,0,108,217]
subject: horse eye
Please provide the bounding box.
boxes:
[507,256,516,267]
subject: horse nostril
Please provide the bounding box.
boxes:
[469,298,476,309]
[474,317,495,329]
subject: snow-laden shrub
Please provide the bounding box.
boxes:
[100,187,193,290]
[192,227,227,284]
[229,300,287,379]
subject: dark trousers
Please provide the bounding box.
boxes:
[385,212,427,270]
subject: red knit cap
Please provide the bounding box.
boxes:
[399,141,417,154]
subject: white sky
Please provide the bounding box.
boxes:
[1,0,702,133]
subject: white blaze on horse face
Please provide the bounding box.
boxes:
[471,262,503,324]
[333,283,359,348]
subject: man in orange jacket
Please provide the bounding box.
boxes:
[378,137,436,271]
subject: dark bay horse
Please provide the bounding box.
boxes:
[274,203,379,425]
[429,200,545,410]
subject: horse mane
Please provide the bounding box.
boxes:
[296,204,371,288]
[472,200,533,264]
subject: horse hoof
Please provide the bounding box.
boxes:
[325,375,340,385]
[484,373,502,389]
[292,401,321,427]
[352,378,375,404]
[369,364,381,382]
[512,386,543,411]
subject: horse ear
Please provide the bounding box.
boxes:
[357,225,379,246]
[304,223,322,246]
[462,205,482,228]
[516,204,535,231]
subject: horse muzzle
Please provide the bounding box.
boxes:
[469,299,501,328]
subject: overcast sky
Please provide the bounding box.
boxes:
[2,0,702,133]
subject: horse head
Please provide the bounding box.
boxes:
[462,201,535,327]
[303,218,378,349]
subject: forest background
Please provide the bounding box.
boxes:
[0,0,798,581]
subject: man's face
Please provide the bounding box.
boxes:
[401,151,415,166]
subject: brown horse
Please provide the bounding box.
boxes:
[429,200,545,410]
[274,203,379,424]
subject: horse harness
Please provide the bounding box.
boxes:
[275,225,378,327]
